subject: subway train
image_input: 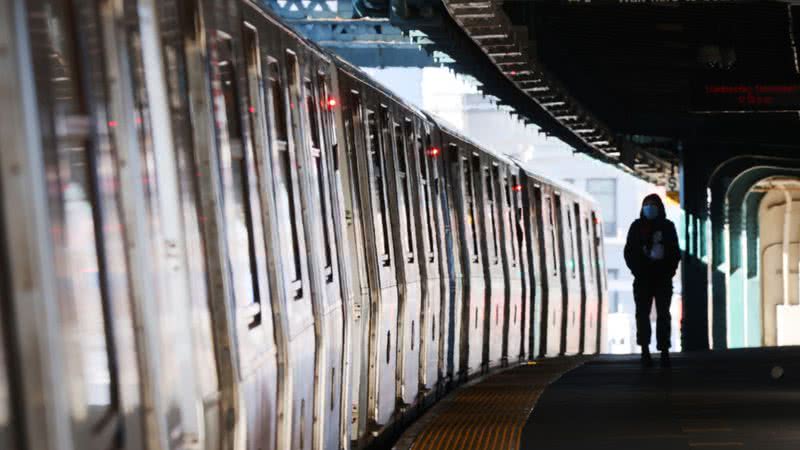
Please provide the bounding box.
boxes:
[0,1,608,449]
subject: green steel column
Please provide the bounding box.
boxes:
[745,191,763,346]
[727,201,745,348]
[680,151,711,351]
[710,184,728,349]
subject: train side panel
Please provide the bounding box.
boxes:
[481,159,506,369]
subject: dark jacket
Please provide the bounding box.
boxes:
[624,194,681,280]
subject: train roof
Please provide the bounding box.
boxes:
[427,114,516,167]
[331,54,428,119]
[516,161,599,206]
[433,114,598,206]
[313,21,598,208]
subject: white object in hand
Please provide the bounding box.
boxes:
[649,243,664,260]
[648,230,665,260]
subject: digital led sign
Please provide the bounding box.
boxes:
[691,82,800,112]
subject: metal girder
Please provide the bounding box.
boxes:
[433,0,678,182]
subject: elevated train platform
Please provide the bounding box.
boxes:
[398,347,800,450]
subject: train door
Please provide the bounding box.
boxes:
[0,28,65,446]
[592,211,609,353]
[316,71,355,450]
[316,68,353,450]
[157,2,231,448]
[461,153,488,375]
[550,192,569,356]
[541,187,556,359]
[275,49,317,450]
[426,132,452,385]
[441,139,466,381]
[581,206,600,354]
[523,180,546,359]
[497,167,522,365]
[573,203,589,354]
[340,88,373,442]
[557,195,580,355]
[409,122,443,392]
[482,162,504,369]
[360,100,399,427]
[299,64,345,450]
[384,113,422,406]
[24,2,164,448]
[217,26,282,448]
[508,173,529,362]
[240,15,295,450]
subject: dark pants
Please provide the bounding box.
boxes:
[633,277,672,351]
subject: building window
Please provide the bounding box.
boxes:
[586,178,617,237]
[608,268,620,313]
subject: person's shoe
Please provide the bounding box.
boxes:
[660,351,671,368]
[640,351,653,367]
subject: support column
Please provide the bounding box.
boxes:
[727,199,746,347]
[710,183,728,349]
[745,191,764,345]
[680,149,711,351]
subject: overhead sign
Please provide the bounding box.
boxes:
[691,81,800,113]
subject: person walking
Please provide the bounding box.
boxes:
[624,194,681,367]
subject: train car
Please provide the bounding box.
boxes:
[433,124,532,373]
[519,170,608,357]
[0,1,608,449]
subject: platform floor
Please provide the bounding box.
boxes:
[521,348,800,450]
[400,347,800,450]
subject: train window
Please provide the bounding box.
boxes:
[306,80,334,282]
[330,367,336,411]
[428,133,441,198]
[548,196,558,276]
[592,212,604,274]
[305,80,321,150]
[366,109,391,266]
[463,153,480,263]
[394,122,414,264]
[319,74,338,170]
[386,331,391,364]
[282,52,304,294]
[567,205,577,279]
[411,320,415,350]
[487,165,500,265]
[506,175,518,267]
[411,122,436,263]
[268,62,288,142]
[219,34,267,323]
[585,217,594,282]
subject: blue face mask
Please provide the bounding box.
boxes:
[642,204,659,220]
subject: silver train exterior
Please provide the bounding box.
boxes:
[0,0,608,449]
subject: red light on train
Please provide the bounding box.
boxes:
[512,184,523,192]
[510,70,517,76]
[593,216,600,224]
[107,120,118,128]
[326,97,337,110]
[428,147,441,157]
[249,106,256,113]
